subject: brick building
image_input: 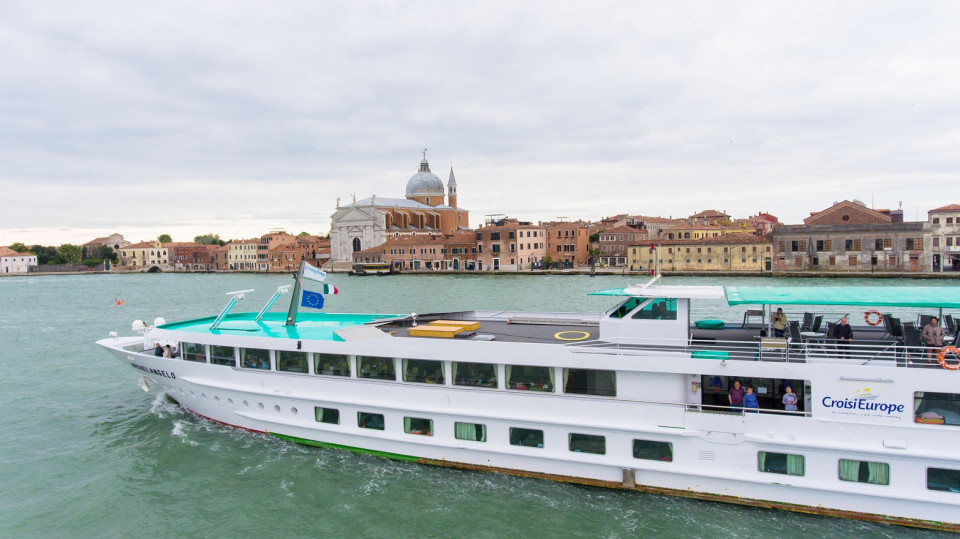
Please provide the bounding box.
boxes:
[542,220,593,268]
[928,204,960,272]
[628,233,772,272]
[475,218,546,271]
[597,225,646,267]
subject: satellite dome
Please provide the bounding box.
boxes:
[405,157,444,198]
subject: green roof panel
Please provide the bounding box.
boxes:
[724,286,960,309]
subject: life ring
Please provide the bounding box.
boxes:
[937,347,960,370]
[555,330,590,341]
[864,310,883,326]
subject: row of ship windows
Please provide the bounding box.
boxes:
[756,450,960,493]
[316,407,673,459]
[176,343,617,396]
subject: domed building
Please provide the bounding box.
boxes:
[328,153,469,267]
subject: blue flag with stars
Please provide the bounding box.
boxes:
[301,290,324,309]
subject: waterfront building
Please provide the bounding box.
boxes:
[118,241,169,270]
[772,200,926,272]
[633,215,683,240]
[628,233,772,272]
[597,225,646,267]
[82,233,129,259]
[167,242,208,271]
[542,220,594,268]
[475,218,546,271]
[928,204,960,272]
[328,155,470,269]
[227,239,259,271]
[0,246,37,274]
[355,232,477,271]
[661,223,743,241]
[689,209,731,226]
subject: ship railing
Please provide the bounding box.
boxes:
[566,336,951,368]
[684,402,812,418]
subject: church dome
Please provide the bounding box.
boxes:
[405,158,445,197]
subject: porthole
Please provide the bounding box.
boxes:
[291,407,298,415]
[274,404,281,412]
[201,393,207,399]
[190,391,197,398]
[228,398,234,405]
[258,402,264,410]
[214,396,220,402]
[242,400,249,407]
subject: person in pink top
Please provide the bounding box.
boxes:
[728,380,745,408]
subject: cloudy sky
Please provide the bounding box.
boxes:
[2,1,959,246]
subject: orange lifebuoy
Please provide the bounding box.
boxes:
[864,310,883,326]
[937,347,960,370]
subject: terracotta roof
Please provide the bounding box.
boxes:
[600,225,643,234]
[1,246,35,257]
[122,241,160,249]
[930,204,960,212]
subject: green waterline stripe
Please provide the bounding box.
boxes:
[270,432,420,462]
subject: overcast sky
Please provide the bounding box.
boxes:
[2,1,959,246]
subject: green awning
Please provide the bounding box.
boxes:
[724,286,960,309]
[589,288,629,296]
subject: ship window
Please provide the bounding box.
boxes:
[210,345,236,367]
[182,342,206,362]
[914,392,960,426]
[455,422,487,442]
[315,353,350,376]
[277,351,308,373]
[633,440,673,462]
[315,407,340,424]
[357,356,395,381]
[838,459,889,485]
[403,416,433,436]
[928,468,960,492]
[239,348,270,370]
[758,451,805,476]
[506,365,554,392]
[509,427,544,448]
[569,433,605,455]
[453,362,497,388]
[563,369,616,397]
[357,412,384,430]
[631,298,677,320]
[403,359,444,384]
[610,297,642,318]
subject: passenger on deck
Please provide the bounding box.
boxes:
[772,308,788,338]
[743,385,759,412]
[728,380,745,408]
[154,343,163,357]
[162,345,173,358]
[782,385,798,412]
[833,317,853,358]
[922,317,945,360]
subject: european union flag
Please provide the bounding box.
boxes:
[301,290,325,309]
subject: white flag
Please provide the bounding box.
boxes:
[302,262,327,282]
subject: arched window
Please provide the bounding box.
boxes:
[352,238,361,252]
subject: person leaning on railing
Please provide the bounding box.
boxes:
[832,316,853,358]
[922,316,945,360]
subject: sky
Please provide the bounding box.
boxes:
[2,1,959,247]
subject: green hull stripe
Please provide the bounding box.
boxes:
[270,432,420,462]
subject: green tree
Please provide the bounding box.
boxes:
[8,242,28,253]
[58,244,82,264]
[298,231,310,236]
[98,245,118,262]
[194,233,223,245]
[30,245,58,264]
[157,234,172,243]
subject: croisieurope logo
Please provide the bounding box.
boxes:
[821,387,905,416]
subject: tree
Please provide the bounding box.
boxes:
[30,245,58,264]
[194,233,223,245]
[298,231,310,236]
[8,242,28,253]
[98,245,118,262]
[58,244,82,264]
[157,234,172,243]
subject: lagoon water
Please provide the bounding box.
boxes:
[0,272,953,538]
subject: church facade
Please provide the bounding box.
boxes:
[328,154,469,266]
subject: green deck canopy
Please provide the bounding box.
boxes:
[724,286,960,309]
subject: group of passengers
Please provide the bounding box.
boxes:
[153,343,176,358]
[722,378,798,412]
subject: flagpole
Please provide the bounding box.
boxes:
[285,261,305,327]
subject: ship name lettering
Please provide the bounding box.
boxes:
[821,396,904,415]
[132,362,176,379]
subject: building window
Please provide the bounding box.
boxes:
[315,353,350,376]
[315,407,340,424]
[357,356,395,380]
[509,427,544,447]
[507,365,554,392]
[454,422,486,442]
[403,416,433,435]
[839,459,889,485]
[277,350,308,373]
[928,468,960,492]
[949,217,955,225]
[563,369,616,396]
[633,439,673,461]
[453,362,497,387]
[758,451,805,476]
[402,359,444,384]
[357,411,384,430]
[933,217,941,224]
[848,256,858,266]
[569,433,605,455]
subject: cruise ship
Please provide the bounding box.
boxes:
[96,269,960,531]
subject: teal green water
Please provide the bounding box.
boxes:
[1,273,955,538]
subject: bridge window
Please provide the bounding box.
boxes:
[403,359,444,384]
[609,297,642,318]
[453,362,497,387]
[569,433,605,455]
[277,351,308,373]
[315,353,350,376]
[563,369,616,397]
[758,451,805,476]
[839,459,889,485]
[632,298,677,320]
[240,348,270,370]
[357,356,395,380]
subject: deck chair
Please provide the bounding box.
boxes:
[810,315,823,333]
[919,314,936,329]
[903,326,925,364]
[800,312,814,332]
[787,321,804,360]
[943,314,956,335]
[881,313,895,339]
